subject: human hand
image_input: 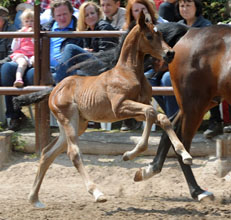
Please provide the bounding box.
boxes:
[84,48,93,52]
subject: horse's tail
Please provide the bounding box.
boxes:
[13,87,53,110]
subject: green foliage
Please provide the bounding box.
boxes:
[11,133,26,151]
[203,0,230,24]
[0,0,25,8]
[0,122,4,132]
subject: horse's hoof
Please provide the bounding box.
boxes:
[183,157,192,165]
[197,191,214,202]
[29,194,46,208]
[181,151,193,165]
[95,195,107,203]
[122,152,130,161]
[30,200,46,208]
[134,169,143,182]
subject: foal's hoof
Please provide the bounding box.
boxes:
[181,151,193,165]
[134,169,143,182]
[197,191,215,202]
[122,152,130,161]
[95,194,107,203]
[183,157,192,165]
[29,200,46,208]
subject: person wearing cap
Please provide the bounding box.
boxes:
[0,6,17,70]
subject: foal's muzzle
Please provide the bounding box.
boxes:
[163,50,175,64]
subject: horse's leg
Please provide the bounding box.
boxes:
[119,100,191,164]
[62,109,107,203]
[135,110,214,201]
[176,112,214,201]
[28,126,67,208]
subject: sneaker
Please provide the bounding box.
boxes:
[120,120,130,131]
[223,125,231,133]
[203,121,223,139]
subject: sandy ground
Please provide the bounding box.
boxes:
[0,151,231,220]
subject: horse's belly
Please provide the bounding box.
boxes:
[77,97,116,122]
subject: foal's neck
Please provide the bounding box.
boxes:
[117,27,145,76]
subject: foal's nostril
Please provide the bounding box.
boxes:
[167,50,175,59]
[164,50,175,63]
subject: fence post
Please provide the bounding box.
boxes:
[34,4,51,154]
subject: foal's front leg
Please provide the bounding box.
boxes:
[119,100,192,165]
[119,101,156,161]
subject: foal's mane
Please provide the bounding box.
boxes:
[68,22,189,76]
[68,21,137,76]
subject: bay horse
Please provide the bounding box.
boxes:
[135,24,231,201]
[14,13,192,208]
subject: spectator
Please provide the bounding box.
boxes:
[10,9,34,88]
[42,0,83,70]
[54,1,118,83]
[26,0,50,12]
[1,0,82,131]
[159,0,179,22]
[26,0,84,10]
[123,0,157,30]
[14,3,38,29]
[0,6,17,76]
[100,0,126,30]
[154,0,164,10]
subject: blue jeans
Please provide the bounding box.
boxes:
[148,71,179,118]
[55,44,92,83]
[1,61,34,119]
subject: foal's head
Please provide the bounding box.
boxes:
[136,12,175,64]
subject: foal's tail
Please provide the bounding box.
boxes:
[13,87,53,110]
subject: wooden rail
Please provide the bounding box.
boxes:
[0,86,51,95]
[0,85,174,96]
[152,86,174,95]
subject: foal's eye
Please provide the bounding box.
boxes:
[146,34,153,41]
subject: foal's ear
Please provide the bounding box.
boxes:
[138,11,146,29]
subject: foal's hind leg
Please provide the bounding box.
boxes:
[29,128,67,208]
[62,108,106,203]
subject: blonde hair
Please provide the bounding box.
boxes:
[77,1,103,31]
[123,0,157,30]
[20,8,34,23]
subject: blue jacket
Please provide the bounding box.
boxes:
[41,15,84,51]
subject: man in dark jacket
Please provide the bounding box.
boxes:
[0,0,83,131]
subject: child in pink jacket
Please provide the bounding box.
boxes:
[10,9,34,88]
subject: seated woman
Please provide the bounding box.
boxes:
[55,1,118,83]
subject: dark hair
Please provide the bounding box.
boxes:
[0,6,9,21]
[176,0,203,17]
[50,0,74,17]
